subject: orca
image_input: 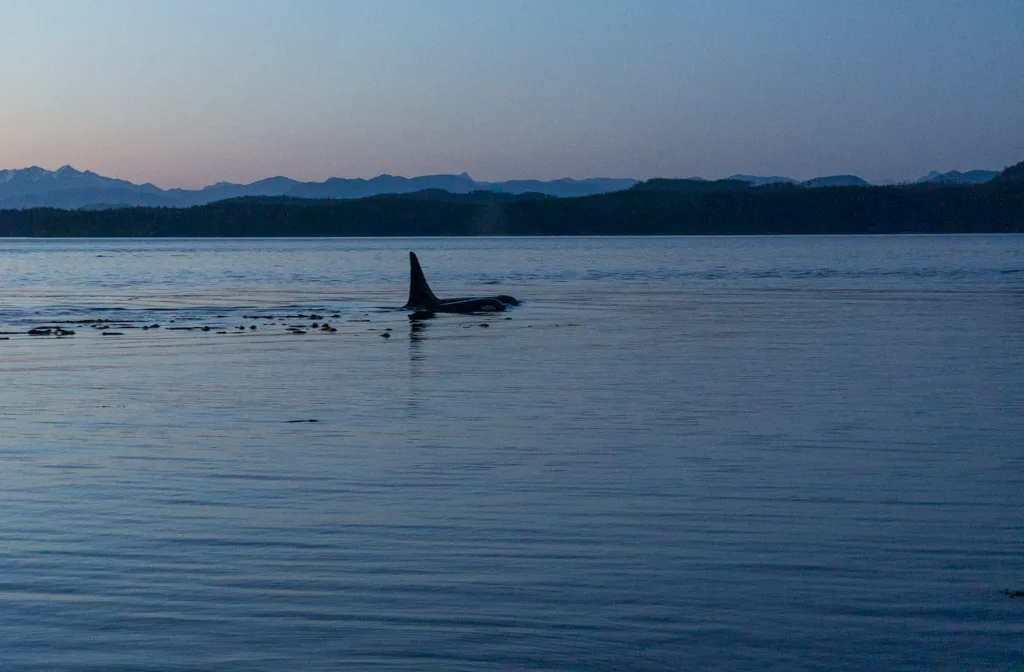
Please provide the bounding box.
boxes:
[403,252,519,314]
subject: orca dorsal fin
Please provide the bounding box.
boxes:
[405,252,441,309]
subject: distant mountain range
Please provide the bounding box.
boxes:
[0,166,637,210]
[728,173,874,187]
[727,174,799,186]
[0,164,1006,210]
[2,159,1020,237]
[914,170,1000,185]
[802,175,873,188]
[729,171,1000,188]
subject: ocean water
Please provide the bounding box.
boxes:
[0,235,1021,671]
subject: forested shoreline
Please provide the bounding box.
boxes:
[1,175,1022,237]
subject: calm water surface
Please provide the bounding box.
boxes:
[1,236,1022,670]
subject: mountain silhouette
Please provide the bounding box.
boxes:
[992,159,1024,182]
[915,170,999,185]
[727,174,798,186]
[801,175,872,188]
[0,164,1011,210]
[0,167,637,210]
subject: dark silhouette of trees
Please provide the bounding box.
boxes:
[1,165,1021,237]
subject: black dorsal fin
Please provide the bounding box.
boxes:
[405,252,441,309]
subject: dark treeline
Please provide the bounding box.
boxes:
[1,168,1022,237]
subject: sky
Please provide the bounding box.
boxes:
[1,0,1023,188]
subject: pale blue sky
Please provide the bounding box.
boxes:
[2,0,1022,188]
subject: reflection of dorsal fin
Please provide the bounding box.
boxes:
[405,252,441,309]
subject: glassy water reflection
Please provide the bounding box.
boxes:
[1,236,1022,670]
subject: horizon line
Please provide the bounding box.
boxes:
[1,162,1014,191]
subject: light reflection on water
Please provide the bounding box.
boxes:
[0,236,1022,671]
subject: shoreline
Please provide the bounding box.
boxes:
[2,181,1022,237]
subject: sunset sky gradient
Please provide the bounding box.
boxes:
[2,0,1022,188]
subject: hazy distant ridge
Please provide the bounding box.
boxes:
[801,175,872,188]
[727,174,798,186]
[915,170,1000,185]
[2,159,1020,237]
[0,165,1008,210]
[0,167,637,210]
[730,170,1004,188]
